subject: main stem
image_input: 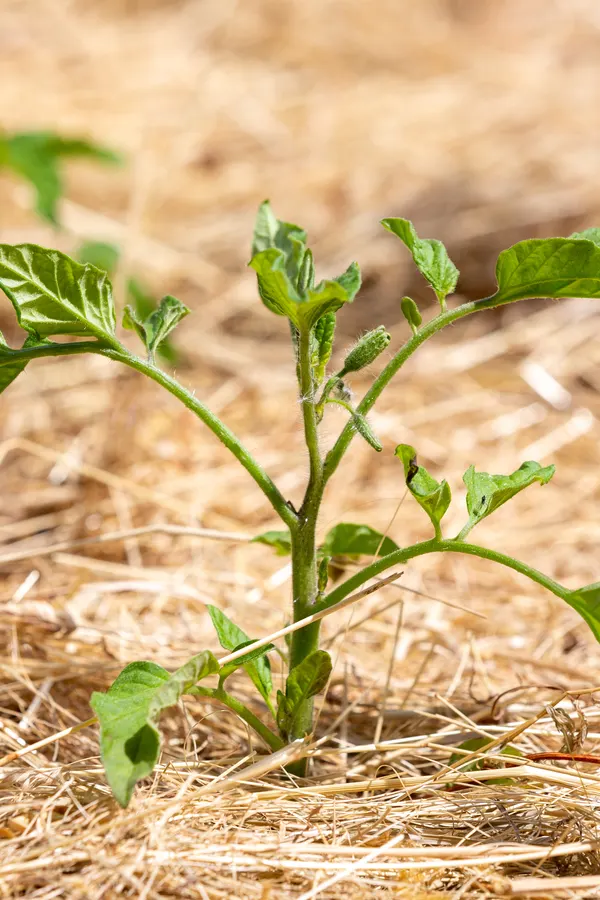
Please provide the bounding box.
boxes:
[287,326,325,769]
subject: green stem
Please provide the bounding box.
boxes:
[322,295,502,486]
[190,685,284,752]
[286,325,325,769]
[0,341,297,529]
[318,538,572,613]
[298,325,322,493]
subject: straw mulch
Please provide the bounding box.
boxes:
[2,1,600,897]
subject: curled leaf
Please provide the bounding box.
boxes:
[461,460,555,537]
[276,650,332,740]
[123,295,189,362]
[395,444,451,538]
[90,653,219,807]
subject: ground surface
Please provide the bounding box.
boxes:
[2,2,600,897]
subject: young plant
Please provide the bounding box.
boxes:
[1,206,600,806]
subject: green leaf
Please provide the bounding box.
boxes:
[564,583,600,642]
[312,311,336,383]
[218,639,275,682]
[381,217,459,305]
[251,201,307,286]
[249,249,352,330]
[301,279,352,330]
[251,200,279,256]
[127,279,179,366]
[252,529,292,556]
[249,203,358,329]
[276,650,332,739]
[400,296,422,333]
[448,737,523,785]
[124,294,189,362]
[206,605,272,705]
[77,241,121,276]
[0,131,120,225]
[0,244,117,342]
[334,261,362,302]
[490,236,600,306]
[395,444,451,538]
[462,460,555,534]
[570,227,600,248]
[320,523,399,559]
[90,652,219,807]
[0,332,50,394]
[249,248,302,319]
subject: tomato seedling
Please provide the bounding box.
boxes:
[1,204,600,806]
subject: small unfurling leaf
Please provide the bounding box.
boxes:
[395,444,451,538]
[400,296,422,334]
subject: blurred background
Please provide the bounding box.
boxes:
[3,2,600,892]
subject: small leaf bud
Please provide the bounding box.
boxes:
[297,248,315,294]
[400,296,422,334]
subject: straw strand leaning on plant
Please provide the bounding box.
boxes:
[1,204,600,804]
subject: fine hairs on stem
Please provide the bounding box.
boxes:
[1,206,600,804]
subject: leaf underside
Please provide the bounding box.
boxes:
[90,652,219,807]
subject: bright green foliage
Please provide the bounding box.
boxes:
[381,217,459,306]
[249,250,353,330]
[90,653,219,807]
[252,530,293,556]
[217,639,275,684]
[0,332,49,394]
[490,236,600,306]
[0,131,121,224]
[312,311,336,383]
[570,227,600,247]
[3,207,600,806]
[448,737,523,785]
[461,461,555,538]
[249,201,360,330]
[77,243,180,365]
[341,326,391,374]
[0,244,116,342]
[564,583,600,642]
[400,296,422,334]
[207,605,273,706]
[276,650,332,740]
[320,523,399,558]
[123,295,189,363]
[395,444,452,539]
[254,523,399,561]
